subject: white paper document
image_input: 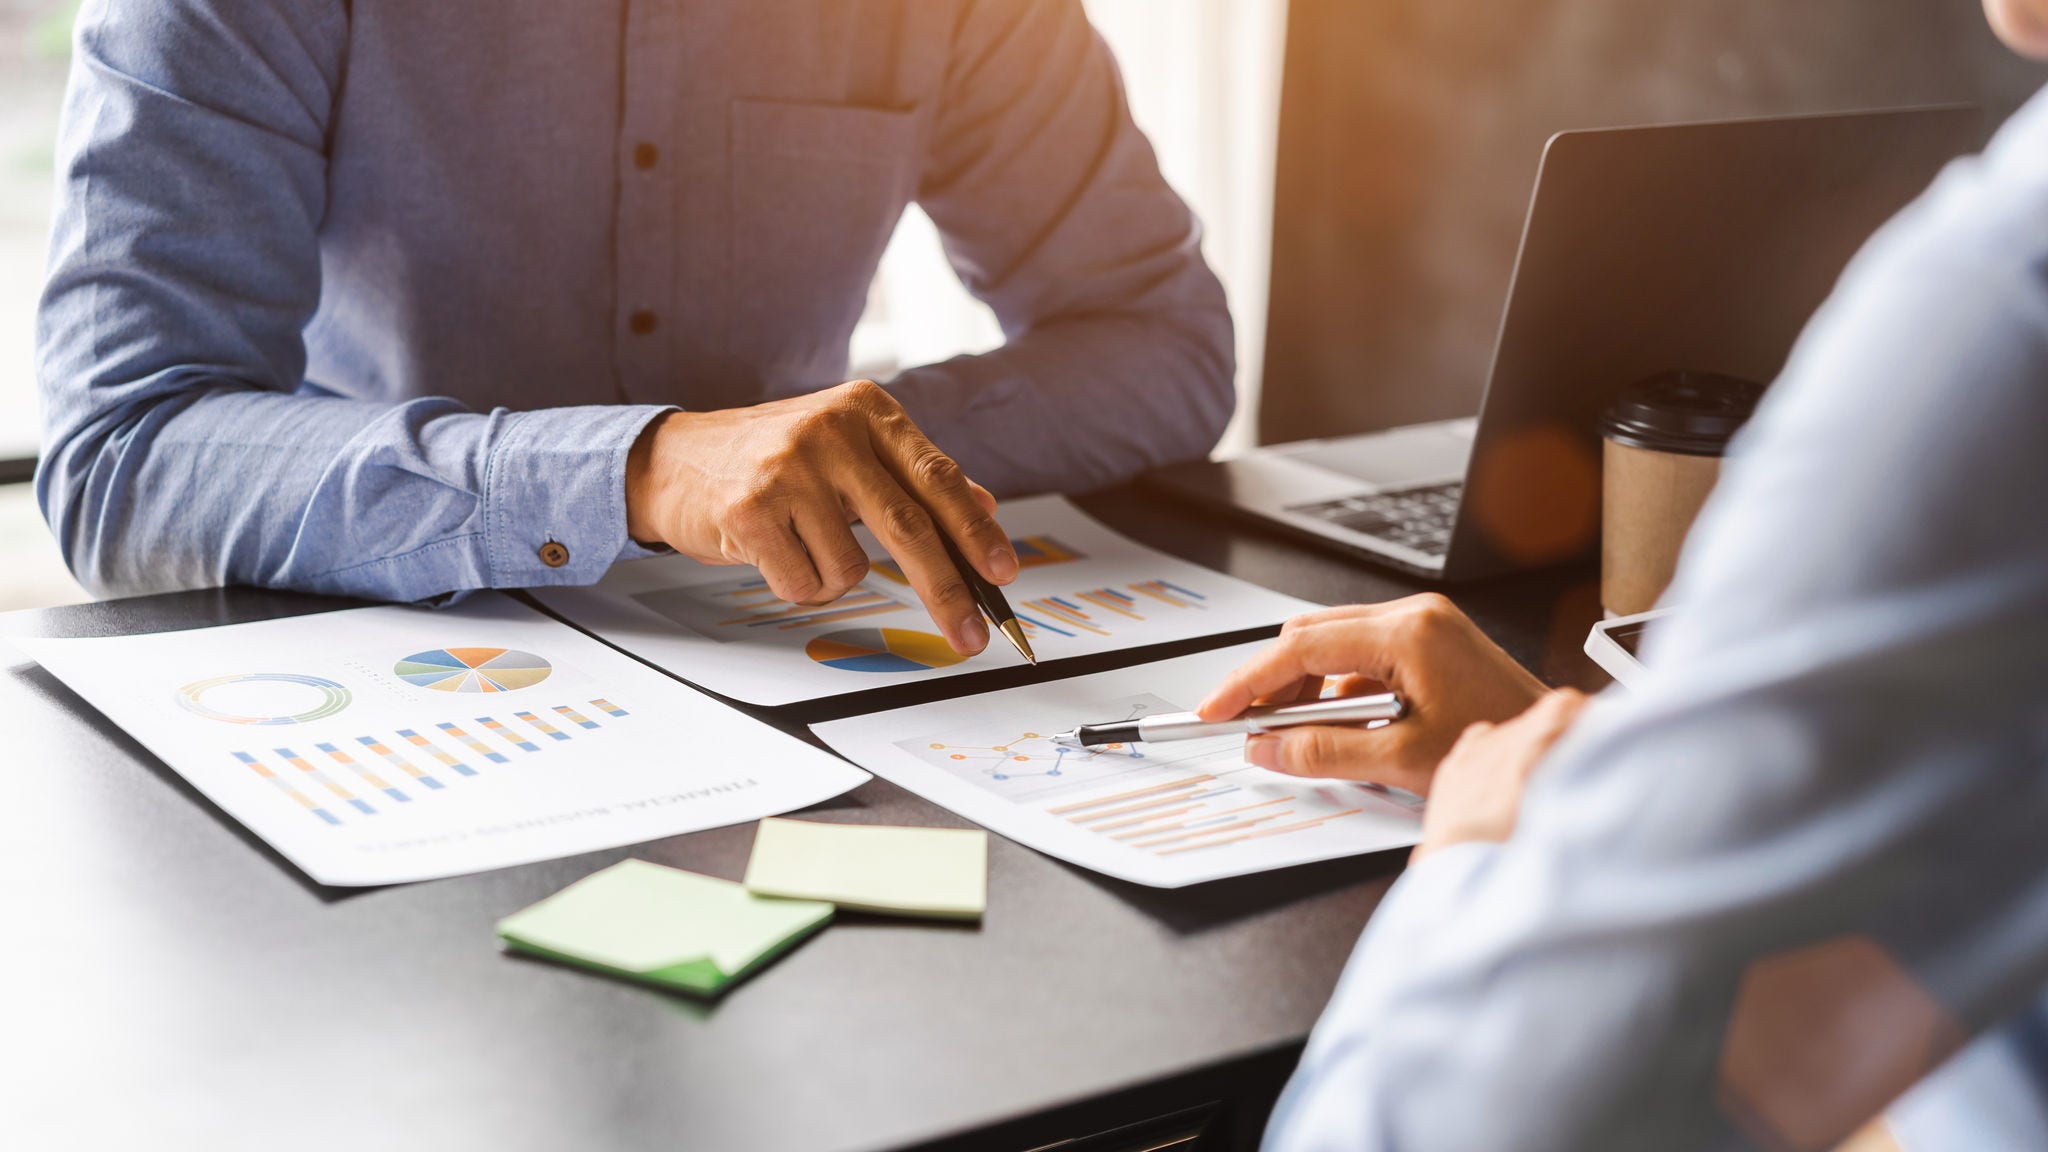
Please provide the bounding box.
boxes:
[812,643,1422,888]
[532,496,1321,705]
[17,595,868,886]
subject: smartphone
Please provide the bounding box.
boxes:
[1583,607,1674,688]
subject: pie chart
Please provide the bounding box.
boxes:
[395,647,553,693]
[804,628,966,674]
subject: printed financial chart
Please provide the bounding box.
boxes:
[174,646,633,828]
[899,694,1421,861]
[626,534,1223,675]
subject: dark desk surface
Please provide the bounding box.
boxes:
[3,486,1606,1152]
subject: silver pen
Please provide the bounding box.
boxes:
[1050,693,1404,749]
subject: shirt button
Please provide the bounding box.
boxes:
[628,310,658,336]
[538,541,570,568]
[632,142,660,170]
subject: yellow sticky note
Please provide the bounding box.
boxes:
[743,818,988,921]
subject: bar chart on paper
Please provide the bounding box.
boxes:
[531,496,1325,705]
[1010,579,1210,641]
[222,695,634,827]
[816,645,1425,888]
[904,694,1415,869]
[17,595,869,886]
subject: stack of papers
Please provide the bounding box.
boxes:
[743,818,988,921]
[497,860,834,996]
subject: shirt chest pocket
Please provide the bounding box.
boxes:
[727,98,923,393]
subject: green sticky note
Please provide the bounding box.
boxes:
[743,818,988,921]
[496,860,833,996]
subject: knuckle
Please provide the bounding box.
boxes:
[788,407,844,444]
[809,568,860,603]
[879,499,934,543]
[1409,592,1457,623]
[838,379,890,414]
[725,492,778,534]
[958,510,1003,547]
[908,449,965,492]
[777,569,823,603]
[925,574,973,613]
[1278,627,1316,664]
[1292,728,1344,772]
[832,549,872,588]
[1281,608,1341,635]
[1401,594,1459,640]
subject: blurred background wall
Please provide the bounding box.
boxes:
[1259,0,2048,442]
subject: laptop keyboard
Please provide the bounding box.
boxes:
[1286,482,1463,557]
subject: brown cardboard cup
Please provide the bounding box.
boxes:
[1600,372,1764,617]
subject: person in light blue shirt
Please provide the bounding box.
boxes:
[34,1,1233,660]
[1189,3,2048,1148]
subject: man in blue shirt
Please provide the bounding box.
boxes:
[1190,2,2048,1147]
[34,0,1234,659]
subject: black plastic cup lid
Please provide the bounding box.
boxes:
[1601,371,1765,457]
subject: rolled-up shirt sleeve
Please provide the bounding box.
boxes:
[34,0,667,601]
[886,0,1236,496]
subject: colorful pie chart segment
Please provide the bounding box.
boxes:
[395,647,553,693]
[804,628,967,674]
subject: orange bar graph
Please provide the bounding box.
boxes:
[1075,590,1144,620]
[1048,775,1213,816]
[1127,808,1293,847]
[1069,790,1217,825]
[1027,598,1109,637]
[1155,809,1366,856]
[1094,804,1204,834]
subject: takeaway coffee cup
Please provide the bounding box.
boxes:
[1600,371,1765,617]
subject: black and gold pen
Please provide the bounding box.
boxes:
[937,533,1036,664]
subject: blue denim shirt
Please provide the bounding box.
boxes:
[35,0,1233,601]
[1267,86,2048,1151]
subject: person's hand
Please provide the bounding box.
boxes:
[623,381,1017,656]
[1195,594,1549,792]
[1413,688,1588,861]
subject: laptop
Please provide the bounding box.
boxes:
[1146,106,1979,581]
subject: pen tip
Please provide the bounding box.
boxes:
[999,619,1036,665]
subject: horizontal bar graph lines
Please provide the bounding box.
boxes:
[1018,578,1208,640]
[1051,773,1362,858]
[231,700,630,826]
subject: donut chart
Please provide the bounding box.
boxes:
[804,628,966,674]
[396,647,553,693]
[177,673,353,725]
